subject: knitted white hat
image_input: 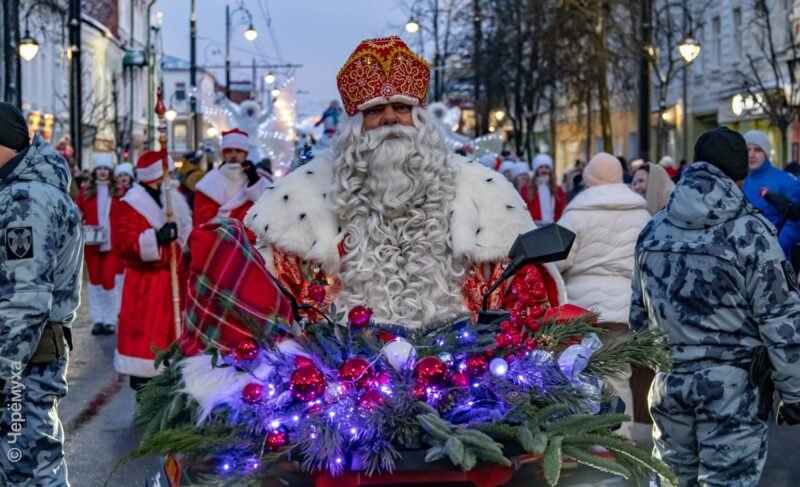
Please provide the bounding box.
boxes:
[743,130,772,159]
[92,153,115,170]
[114,162,134,178]
[532,154,554,172]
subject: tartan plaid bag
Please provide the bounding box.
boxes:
[178,218,294,356]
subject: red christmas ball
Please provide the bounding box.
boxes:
[524,338,539,351]
[348,306,373,329]
[308,284,327,303]
[451,372,470,388]
[412,381,428,400]
[465,355,488,377]
[504,353,517,364]
[511,281,526,296]
[510,309,527,326]
[242,383,264,404]
[499,320,513,332]
[290,365,326,402]
[339,357,373,389]
[414,356,448,389]
[511,332,524,347]
[358,388,385,411]
[235,339,259,362]
[495,333,512,349]
[266,429,288,451]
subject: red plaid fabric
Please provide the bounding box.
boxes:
[177,218,294,356]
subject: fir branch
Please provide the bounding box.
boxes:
[544,413,631,436]
[587,327,671,377]
[543,435,563,486]
[561,445,633,479]
[130,426,242,458]
[562,433,677,484]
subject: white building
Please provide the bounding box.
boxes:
[20,0,160,169]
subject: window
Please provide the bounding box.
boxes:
[173,122,188,150]
[175,82,187,102]
[713,16,721,67]
[733,8,742,56]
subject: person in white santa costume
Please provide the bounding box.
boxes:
[245,36,566,328]
[193,128,270,240]
[111,150,192,390]
[76,153,122,335]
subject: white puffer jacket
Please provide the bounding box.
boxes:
[555,184,651,323]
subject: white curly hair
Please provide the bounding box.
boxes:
[331,107,467,328]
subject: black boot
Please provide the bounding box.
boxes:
[91,322,105,335]
[103,323,116,335]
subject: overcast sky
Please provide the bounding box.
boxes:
[159,0,411,119]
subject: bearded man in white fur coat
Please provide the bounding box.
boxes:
[245,36,565,328]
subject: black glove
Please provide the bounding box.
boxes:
[155,222,178,246]
[777,402,800,425]
[242,160,260,186]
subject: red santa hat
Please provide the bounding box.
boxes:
[136,150,174,184]
[221,128,249,153]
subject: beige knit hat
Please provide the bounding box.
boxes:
[583,152,623,187]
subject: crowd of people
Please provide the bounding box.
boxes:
[2,34,800,487]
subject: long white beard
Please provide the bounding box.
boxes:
[333,118,466,328]
[220,163,246,198]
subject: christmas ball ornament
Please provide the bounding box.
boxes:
[524,317,540,332]
[242,383,264,404]
[383,339,415,370]
[375,330,395,343]
[489,358,509,377]
[465,355,488,377]
[339,357,373,389]
[412,382,428,400]
[495,332,513,349]
[524,338,539,351]
[374,371,392,387]
[308,283,327,303]
[437,352,454,367]
[290,365,326,402]
[414,356,448,388]
[358,388,385,411]
[529,305,546,319]
[348,305,373,329]
[451,372,470,388]
[266,429,288,451]
[235,339,259,362]
[524,267,541,285]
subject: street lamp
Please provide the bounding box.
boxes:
[19,31,40,61]
[679,36,700,162]
[226,3,258,98]
[264,72,276,84]
[494,110,506,122]
[405,19,420,33]
[271,88,280,97]
[678,37,700,63]
[165,107,178,122]
[206,126,218,137]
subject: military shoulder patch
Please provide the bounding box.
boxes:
[5,226,34,260]
[782,260,798,291]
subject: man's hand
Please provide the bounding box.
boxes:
[242,160,260,186]
[155,222,178,245]
[777,402,800,425]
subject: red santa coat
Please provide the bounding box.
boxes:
[193,167,270,241]
[111,184,187,378]
[76,185,120,290]
[521,185,567,223]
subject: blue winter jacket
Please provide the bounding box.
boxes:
[743,160,800,257]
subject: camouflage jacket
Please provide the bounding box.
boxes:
[630,162,800,403]
[0,134,83,386]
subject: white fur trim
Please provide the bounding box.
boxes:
[122,185,167,229]
[533,154,554,172]
[179,339,305,423]
[196,168,238,206]
[136,156,174,183]
[114,163,134,178]
[222,131,250,152]
[245,178,271,202]
[114,350,162,377]
[356,94,421,113]
[246,154,342,273]
[246,153,567,303]
[138,228,161,262]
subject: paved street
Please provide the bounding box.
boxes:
[59,278,800,486]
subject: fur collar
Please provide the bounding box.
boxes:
[246,153,539,271]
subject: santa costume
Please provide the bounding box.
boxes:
[76,153,122,334]
[522,154,567,223]
[193,129,271,236]
[111,151,192,383]
[245,37,566,328]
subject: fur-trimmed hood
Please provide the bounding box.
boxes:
[245,152,559,281]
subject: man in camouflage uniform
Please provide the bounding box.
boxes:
[630,127,800,487]
[0,102,83,486]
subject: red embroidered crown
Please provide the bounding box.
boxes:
[336,36,430,116]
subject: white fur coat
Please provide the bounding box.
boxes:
[181,153,567,418]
